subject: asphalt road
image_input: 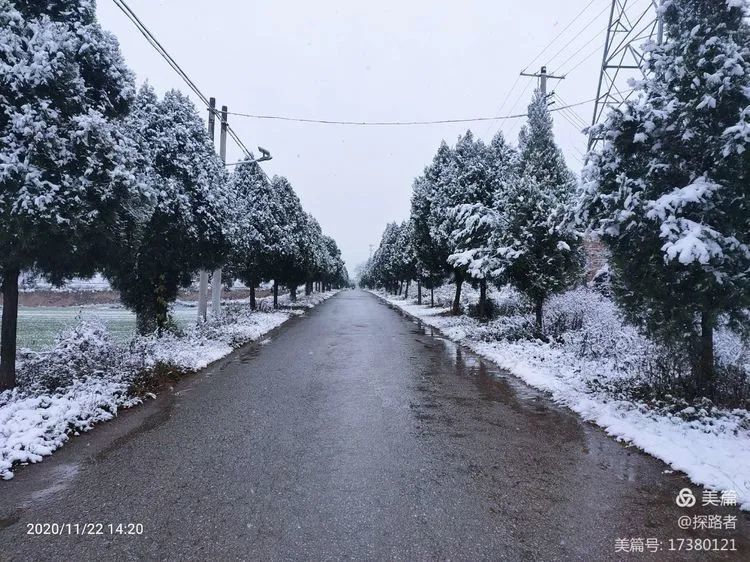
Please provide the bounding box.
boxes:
[1,289,748,560]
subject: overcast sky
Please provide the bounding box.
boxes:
[96,0,648,273]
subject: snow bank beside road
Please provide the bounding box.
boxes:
[0,290,340,480]
[372,289,750,511]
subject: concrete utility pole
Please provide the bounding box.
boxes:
[210,105,228,318]
[520,65,565,97]
[198,97,217,323]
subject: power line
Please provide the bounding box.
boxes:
[520,0,603,72]
[111,0,267,178]
[557,41,606,77]
[112,0,209,106]
[217,98,596,127]
[554,92,590,129]
[493,0,603,139]
[482,73,521,137]
[544,2,613,69]
[552,28,606,75]
[501,79,535,140]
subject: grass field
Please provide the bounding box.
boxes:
[9,305,199,350]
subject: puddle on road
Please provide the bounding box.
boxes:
[238,345,262,364]
[27,463,80,504]
[403,313,666,486]
[409,316,540,403]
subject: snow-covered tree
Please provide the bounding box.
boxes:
[0,0,136,388]
[368,222,401,292]
[286,213,326,301]
[228,158,276,309]
[447,131,516,318]
[429,131,496,314]
[410,142,456,282]
[394,221,418,298]
[362,221,417,296]
[262,175,306,307]
[578,0,750,392]
[230,166,343,304]
[321,235,348,289]
[496,90,583,333]
[104,86,229,334]
[448,203,501,318]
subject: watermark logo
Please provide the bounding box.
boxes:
[676,488,696,508]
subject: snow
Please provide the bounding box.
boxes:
[0,290,340,480]
[20,272,112,292]
[371,287,750,511]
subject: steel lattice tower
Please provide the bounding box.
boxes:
[588,0,662,150]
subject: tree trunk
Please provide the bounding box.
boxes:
[250,282,256,311]
[417,280,422,305]
[155,275,169,334]
[136,311,154,336]
[534,297,544,335]
[305,281,312,296]
[290,285,297,302]
[479,278,487,320]
[452,272,464,315]
[696,311,715,396]
[404,280,410,299]
[273,280,279,309]
[430,287,434,307]
[0,268,19,390]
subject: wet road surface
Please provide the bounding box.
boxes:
[1,289,748,560]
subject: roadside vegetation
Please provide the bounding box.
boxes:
[0,290,339,480]
[0,2,349,391]
[360,0,750,409]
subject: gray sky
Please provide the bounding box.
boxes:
[97,0,639,273]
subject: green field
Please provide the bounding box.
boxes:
[8,305,199,350]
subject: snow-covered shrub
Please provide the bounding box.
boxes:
[1,291,339,479]
[473,285,750,407]
[473,314,535,343]
[551,289,647,369]
[15,320,136,393]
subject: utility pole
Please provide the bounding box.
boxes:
[211,105,228,318]
[198,97,217,323]
[520,65,565,97]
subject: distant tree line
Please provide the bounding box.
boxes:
[0,1,348,389]
[361,0,750,398]
[361,90,583,332]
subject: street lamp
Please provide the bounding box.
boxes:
[225,146,273,166]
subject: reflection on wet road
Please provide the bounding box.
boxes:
[1,289,747,560]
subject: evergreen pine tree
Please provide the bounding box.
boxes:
[410,175,446,301]
[578,0,750,393]
[496,90,583,333]
[104,86,229,333]
[228,158,276,309]
[0,0,136,388]
[447,131,516,318]
[263,176,305,308]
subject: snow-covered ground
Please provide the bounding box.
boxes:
[371,285,750,511]
[0,290,339,480]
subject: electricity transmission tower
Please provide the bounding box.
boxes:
[588,0,662,150]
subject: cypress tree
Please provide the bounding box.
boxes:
[578,0,750,393]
